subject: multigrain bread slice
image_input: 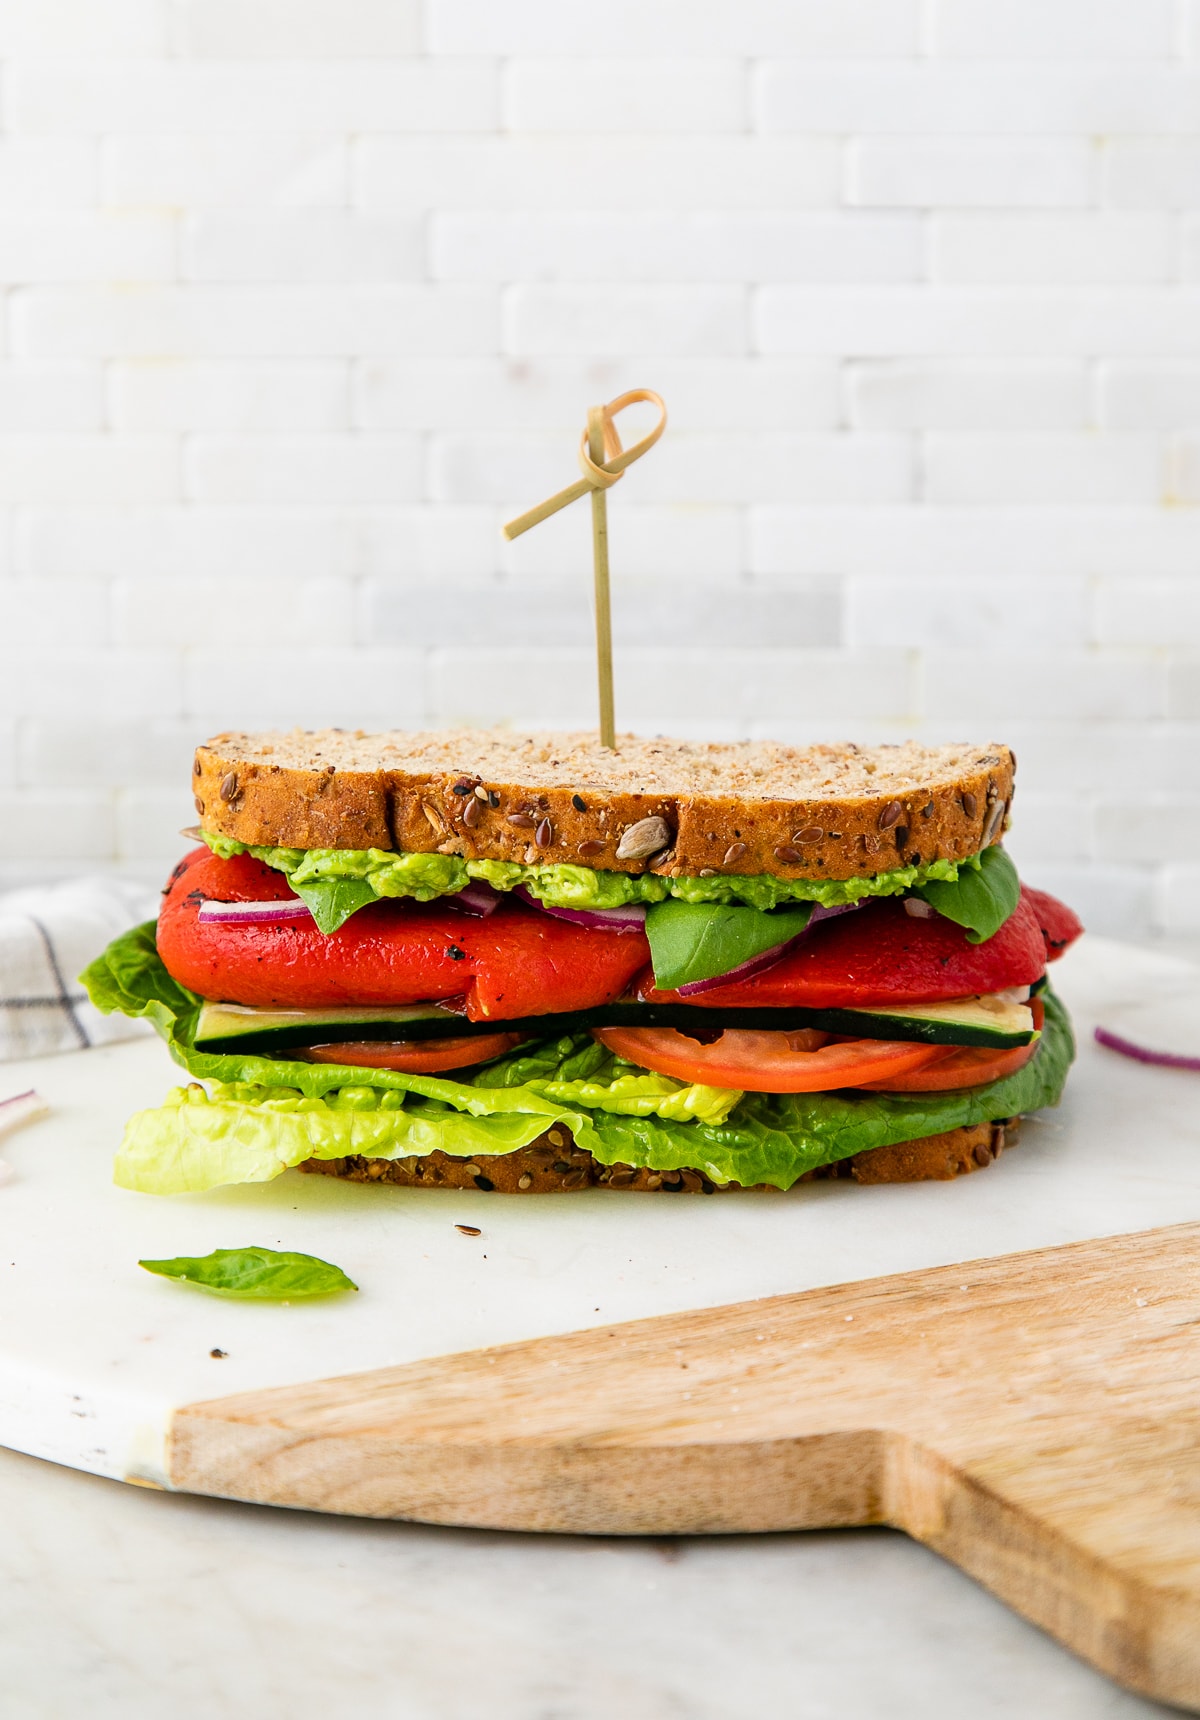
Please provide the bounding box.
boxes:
[299,1118,1019,1193]
[194,729,1015,884]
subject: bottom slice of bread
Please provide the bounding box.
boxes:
[300,1118,1019,1194]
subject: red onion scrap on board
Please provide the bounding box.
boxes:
[0,1089,50,1184]
[1094,1026,1200,1072]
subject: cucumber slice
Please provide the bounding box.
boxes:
[839,992,1035,1047]
[194,989,1037,1054]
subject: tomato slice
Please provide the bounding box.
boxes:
[304,1032,525,1073]
[857,997,1044,1091]
[592,1026,953,1094]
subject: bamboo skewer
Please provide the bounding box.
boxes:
[502,388,667,751]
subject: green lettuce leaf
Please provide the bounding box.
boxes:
[139,1245,356,1298]
[915,844,1019,944]
[645,898,814,990]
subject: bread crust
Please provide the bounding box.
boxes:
[299,1118,1018,1193]
[193,729,1015,884]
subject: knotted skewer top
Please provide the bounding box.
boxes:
[501,389,668,541]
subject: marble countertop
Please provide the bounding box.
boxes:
[0,1441,1175,1719]
[2,934,1197,1715]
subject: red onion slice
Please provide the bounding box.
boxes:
[1094,1026,1200,1071]
[0,1089,49,1141]
[514,885,647,933]
[446,880,503,917]
[197,897,314,927]
[674,900,863,997]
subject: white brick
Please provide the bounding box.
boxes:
[499,503,743,584]
[169,0,421,57]
[433,432,911,506]
[924,433,1160,505]
[366,579,840,651]
[1094,578,1200,647]
[847,361,1090,431]
[16,507,361,580]
[109,362,348,431]
[1099,364,1200,429]
[0,722,13,787]
[756,288,1200,356]
[759,66,1200,135]
[0,0,165,56]
[1003,795,1094,865]
[0,792,115,862]
[922,650,1164,723]
[354,508,500,579]
[1020,864,1156,941]
[0,578,108,645]
[104,136,347,211]
[18,718,197,788]
[184,436,423,504]
[427,647,914,731]
[357,138,840,214]
[0,364,102,431]
[11,286,499,359]
[1167,434,1200,502]
[505,286,747,359]
[0,213,175,283]
[0,650,183,720]
[12,63,496,135]
[933,214,1174,285]
[932,0,1174,60]
[0,436,177,504]
[1170,655,1200,719]
[184,648,426,727]
[1162,865,1200,936]
[113,577,356,647]
[1105,142,1200,209]
[0,141,96,211]
[356,357,840,432]
[504,59,745,133]
[999,721,1200,799]
[846,574,1087,649]
[115,786,199,863]
[184,212,423,283]
[751,506,1200,580]
[1096,798,1200,864]
[849,139,1094,210]
[428,0,918,56]
[433,212,920,284]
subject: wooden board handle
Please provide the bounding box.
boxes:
[168,1223,1200,1710]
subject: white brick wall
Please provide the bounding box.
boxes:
[0,0,1193,939]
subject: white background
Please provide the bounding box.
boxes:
[0,0,1196,940]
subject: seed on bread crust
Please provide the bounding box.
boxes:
[616,815,673,860]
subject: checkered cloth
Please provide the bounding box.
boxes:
[0,878,159,1061]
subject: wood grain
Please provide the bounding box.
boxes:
[169,1223,1200,1710]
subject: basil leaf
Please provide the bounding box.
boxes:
[915,845,1019,944]
[646,899,813,991]
[290,876,378,935]
[139,1246,357,1299]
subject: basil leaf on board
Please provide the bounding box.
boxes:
[915,845,1020,945]
[645,899,814,991]
[289,876,379,936]
[138,1246,357,1299]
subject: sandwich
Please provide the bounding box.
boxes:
[84,728,1082,1197]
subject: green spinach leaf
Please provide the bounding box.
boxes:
[139,1246,357,1299]
[915,845,1019,944]
[289,875,379,935]
[645,898,814,990]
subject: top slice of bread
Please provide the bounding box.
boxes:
[192,729,1015,883]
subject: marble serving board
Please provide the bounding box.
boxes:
[1,936,1198,1495]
